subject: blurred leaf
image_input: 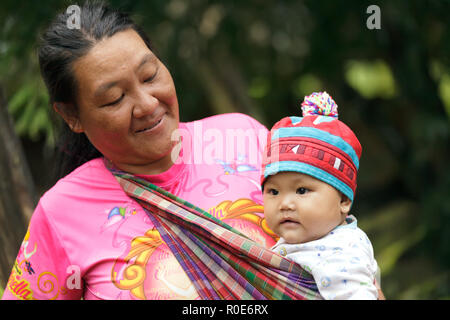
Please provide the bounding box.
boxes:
[7,85,32,115]
[7,81,54,144]
[29,107,47,140]
[377,226,426,275]
[398,272,449,300]
[358,201,426,279]
[248,77,270,99]
[15,95,37,136]
[345,60,397,99]
[293,74,324,97]
[438,74,450,119]
[358,201,416,234]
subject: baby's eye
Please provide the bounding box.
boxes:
[296,187,308,195]
[268,188,279,195]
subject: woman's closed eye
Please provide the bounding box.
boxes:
[143,71,158,83]
[102,93,124,107]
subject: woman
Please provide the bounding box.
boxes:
[2,2,274,300]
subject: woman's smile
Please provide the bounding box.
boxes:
[134,112,166,134]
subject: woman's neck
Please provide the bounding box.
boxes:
[108,140,182,175]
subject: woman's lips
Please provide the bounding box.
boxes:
[135,114,164,134]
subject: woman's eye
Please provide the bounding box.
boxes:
[296,187,308,195]
[143,73,157,83]
[103,93,124,107]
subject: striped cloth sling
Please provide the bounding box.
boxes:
[109,166,321,300]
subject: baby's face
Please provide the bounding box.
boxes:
[263,172,351,244]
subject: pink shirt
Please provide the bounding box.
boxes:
[2,113,276,300]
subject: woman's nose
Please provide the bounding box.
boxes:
[132,89,158,118]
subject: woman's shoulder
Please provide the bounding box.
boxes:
[39,158,118,209]
[53,157,112,186]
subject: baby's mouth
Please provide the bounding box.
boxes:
[280,218,300,228]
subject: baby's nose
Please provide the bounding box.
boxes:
[279,195,296,211]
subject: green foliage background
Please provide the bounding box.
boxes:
[1,0,449,299]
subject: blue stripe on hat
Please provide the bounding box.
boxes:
[289,116,303,125]
[272,127,359,169]
[264,161,354,201]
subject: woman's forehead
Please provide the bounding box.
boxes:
[72,29,156,92]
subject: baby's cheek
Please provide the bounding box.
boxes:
[262,211,276,232]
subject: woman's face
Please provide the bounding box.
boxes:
[68,29,179,174]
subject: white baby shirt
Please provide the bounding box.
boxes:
[271,215,379,300]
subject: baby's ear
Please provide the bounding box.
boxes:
[340,194,352,215]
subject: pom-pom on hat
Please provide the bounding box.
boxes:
[261,92,362,202]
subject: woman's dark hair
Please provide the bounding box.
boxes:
[38,0,153,179]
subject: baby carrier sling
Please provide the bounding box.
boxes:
[108,164,321,300]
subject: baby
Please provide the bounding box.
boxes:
[261,92,379,300]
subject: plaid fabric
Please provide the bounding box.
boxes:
[109,167,321,300]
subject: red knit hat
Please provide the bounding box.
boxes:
[261,92,362,202]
